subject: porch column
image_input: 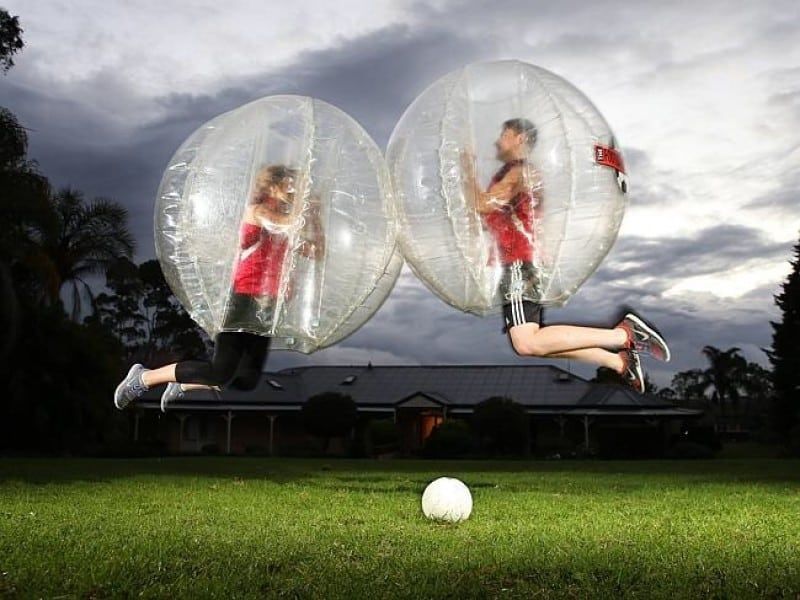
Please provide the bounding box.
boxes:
[268,415,277,456]
[582,415,593,450]
[555,415,567,441]
[177,414,187,453]
[223,411,234,455]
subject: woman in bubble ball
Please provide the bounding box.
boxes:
[463,119,670,393]
[113,164,324,411]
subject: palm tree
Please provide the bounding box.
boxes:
[30,188,136,320]
[701,345,748,412]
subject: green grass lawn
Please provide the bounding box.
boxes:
[1,458,799,599]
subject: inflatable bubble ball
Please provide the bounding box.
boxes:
[387,60,628,315]
[156,95,402,352]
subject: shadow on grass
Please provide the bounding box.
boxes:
[1,457,800,489]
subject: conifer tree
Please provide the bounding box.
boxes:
[767,235,800,444]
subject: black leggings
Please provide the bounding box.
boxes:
[174,332,271,391]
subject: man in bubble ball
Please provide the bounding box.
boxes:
[113,164,325,411]
[463,119,670,392]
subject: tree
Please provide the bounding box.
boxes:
[0,107,51,360]
[671,369,709,404]
[301,392,358,452]
[1,300,126,454]
[138,260,207,362]
[592,366,658,394]
[423,419,473,458]
[91,258,148,354]
[30,187,135,319]
[701,345,747,410]
[739,363,773,407]
[0,9,23,73]
[90,258,208,364]
[472,396,529,456]
[767,236,800,444]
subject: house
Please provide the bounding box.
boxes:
[131,364,703,456]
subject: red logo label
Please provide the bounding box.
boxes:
[594,144,626,174]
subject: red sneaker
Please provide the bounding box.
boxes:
[616,312,671,362]
[619,349,645,394]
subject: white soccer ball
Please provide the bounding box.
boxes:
[421,477,473,523]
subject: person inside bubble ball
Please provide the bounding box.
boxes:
[462,119,670,392]
[113,164,325,411]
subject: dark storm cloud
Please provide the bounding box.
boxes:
[149,22,488,147]
[2,20,490,258]
[2,0,797,388]
[267,267,535,373]
[595,224,793,293]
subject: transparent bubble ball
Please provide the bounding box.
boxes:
[155,95,401,353]
[387,60,628,315]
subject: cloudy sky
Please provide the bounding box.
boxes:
[2,0,798,386]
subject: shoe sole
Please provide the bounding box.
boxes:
[161,383,181,413]
[114,364,141,410]
[625,313,671,362]
[630,352,645,394]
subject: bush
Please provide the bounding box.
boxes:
[472,397,530,456]
[596,425,664,459]
[423,419,474,458]
[684,425,723,452]
[365,419,399,456]
[201,443,220,455]
[666,441,716,459]
[302,392,357,452]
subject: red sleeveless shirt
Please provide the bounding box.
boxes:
[232,199,290,297]
[483,159,538,265]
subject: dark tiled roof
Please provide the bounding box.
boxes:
[138,365,699,416]
[575,384,674,408]
[281,365,592,408]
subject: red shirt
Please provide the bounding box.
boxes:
[483,160,539,265]
[232,198,291,297]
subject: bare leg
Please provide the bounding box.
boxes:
[180,383,221,392]
[141,364,177,388]
[509,323,627,357]
[141,366,220,392]
[544,348,624,372]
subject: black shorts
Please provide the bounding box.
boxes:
[503,299,543,331]
[221,293,275,330]
[499,261,543,332]
[175,293,273,390]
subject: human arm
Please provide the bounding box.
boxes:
[299,200,326,260]
[460,151,523,214]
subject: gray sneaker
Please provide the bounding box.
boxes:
[114,364,149,410]
[160,382,184,413]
